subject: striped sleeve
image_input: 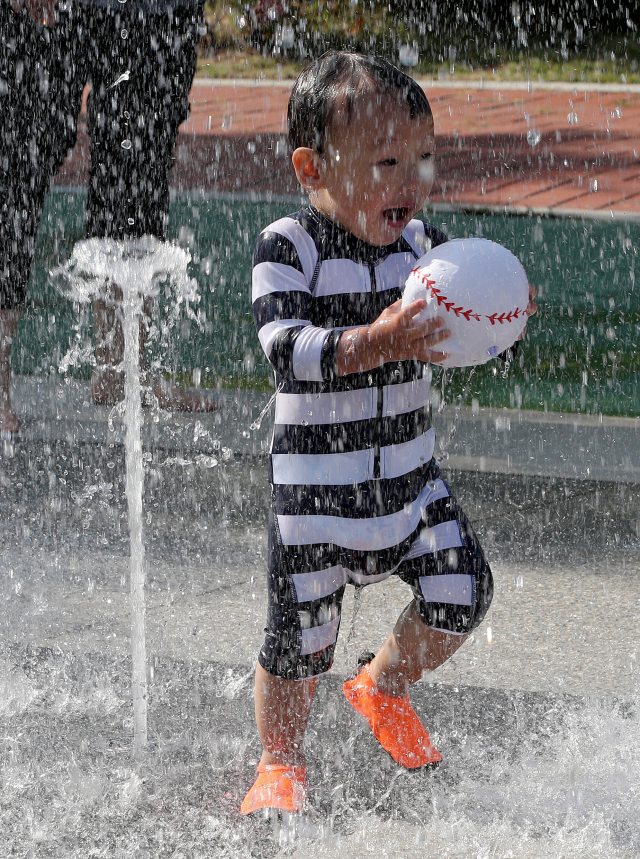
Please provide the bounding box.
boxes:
[252,221,338,383]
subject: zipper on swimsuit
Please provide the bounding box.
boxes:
[369,262,383,480]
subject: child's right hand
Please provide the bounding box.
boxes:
[336,298,449,376]
[370,298,450,365]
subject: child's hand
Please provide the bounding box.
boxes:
[336,299,450,375]
[371,299,450,363]
[516,284,538,341]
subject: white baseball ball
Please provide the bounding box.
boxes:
[402,237,529,368]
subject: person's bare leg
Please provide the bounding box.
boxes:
[255,663,317,767]
[368,601,468,697]
[91,289,217,411]
[91,286,125,406]
[0,309,21,433]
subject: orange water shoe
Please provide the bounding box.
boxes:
[343,662,442,769]
[240,763,307,815]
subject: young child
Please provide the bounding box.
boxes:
[242,51,533,815]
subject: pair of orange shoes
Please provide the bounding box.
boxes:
[240,661,441,815]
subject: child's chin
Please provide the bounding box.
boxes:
[377,217,409,244]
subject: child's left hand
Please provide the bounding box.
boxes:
[516,284,537,341]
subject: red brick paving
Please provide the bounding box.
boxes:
[54,79,640,217]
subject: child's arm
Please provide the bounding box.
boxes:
[336,299,449,377]
[253,224,345,384]
[252,222,448,383]
[337,282,537,377]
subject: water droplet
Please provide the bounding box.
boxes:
[486,626,493,644]
[121,29,128,39]
[526,129,541,147]
[178,226,195,246]
[611,107,622,119]
[110,70,130,88]
[567,112,579,125]
[589,179,598,193]
[2,430,15,460]
[121,139,132,150]
[127,217,135,226]
[398,44,419,67]
[221,114,232,130]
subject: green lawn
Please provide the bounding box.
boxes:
[16,191,639,417]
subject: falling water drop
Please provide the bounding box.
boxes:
[121,139,132,150]
[526,129,541,147]
[567,112,579,125]
[2,429,15,460]
[110,70,131,88]
[398,44,419,67]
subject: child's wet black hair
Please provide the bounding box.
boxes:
[287,51,433,155]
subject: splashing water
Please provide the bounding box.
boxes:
[51,237,197,759]
[249,381,284,431]
[526,129,542,147]
[436,367,477,463]
[109,70,131,88]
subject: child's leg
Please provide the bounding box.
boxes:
[241,665,317,814]
[343,600,459,768]
[254,663,317,767]
[344,475,492,769]
[0,309,20,433]
[368,601,467,697]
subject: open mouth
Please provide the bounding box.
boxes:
[384,207,410,224]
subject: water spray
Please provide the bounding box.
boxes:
[53,236,197,759]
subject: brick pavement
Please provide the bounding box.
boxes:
[54,78,640,217]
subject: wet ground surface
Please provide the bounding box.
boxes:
[3,380,640,856]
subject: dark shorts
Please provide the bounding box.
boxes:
[0,0,201,309]
[258,465,494,681]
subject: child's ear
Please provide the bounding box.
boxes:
[292,147,324,191]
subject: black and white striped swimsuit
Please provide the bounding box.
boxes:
[252,206,493,680]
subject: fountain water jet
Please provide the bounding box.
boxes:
[53,236,198,759]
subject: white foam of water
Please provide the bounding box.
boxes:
[3,650,640,857]
[279,815,626,859]
[53,237,196,305]
[0,662,36,716]
[217,666,254,700]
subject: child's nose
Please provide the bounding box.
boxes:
[401,164,420,192]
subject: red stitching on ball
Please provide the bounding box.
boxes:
[414,269,521,325]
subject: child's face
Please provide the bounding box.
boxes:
[310,92,435,246]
